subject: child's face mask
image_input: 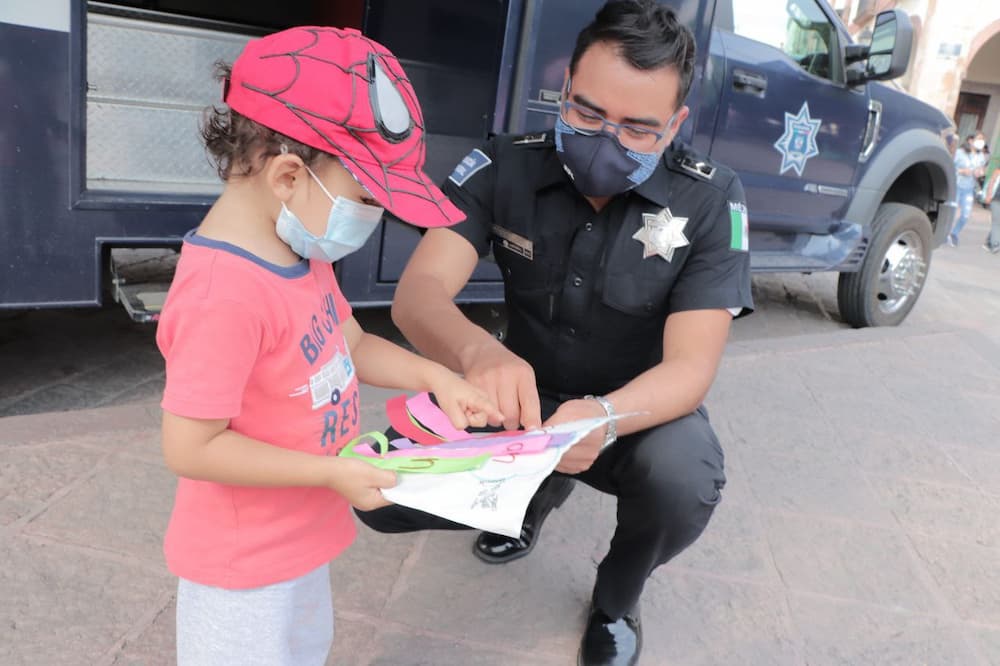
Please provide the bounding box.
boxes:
[276,166,384,263]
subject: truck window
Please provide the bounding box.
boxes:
[728,0,839,82]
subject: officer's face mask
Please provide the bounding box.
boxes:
[974,139,986,151]
[554,113,676,198]
[275,165,384,263]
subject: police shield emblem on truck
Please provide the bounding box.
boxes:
[773,102,822,177]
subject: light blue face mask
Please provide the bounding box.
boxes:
[276,166,385,263]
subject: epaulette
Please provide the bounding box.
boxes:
[511,132,552,147]
[670,148,717,180]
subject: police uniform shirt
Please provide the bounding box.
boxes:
[443,133,754,397]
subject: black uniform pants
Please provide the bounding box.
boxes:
[355,394,726,620]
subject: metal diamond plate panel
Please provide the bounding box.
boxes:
[87,14,250,107]
[86,102,220,191]
[86,13,252,192]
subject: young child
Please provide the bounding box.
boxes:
[156,26,502,665]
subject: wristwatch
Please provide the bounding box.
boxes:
[584,394,617,449]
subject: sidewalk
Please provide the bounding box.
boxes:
[3,320,1000,665]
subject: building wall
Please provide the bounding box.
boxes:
[959,81,1000,147]
[966,30,1000,85]
[839,0,1000,144]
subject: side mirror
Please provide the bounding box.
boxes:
[857,9,914,83]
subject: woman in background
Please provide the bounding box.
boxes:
[950,134,983,246]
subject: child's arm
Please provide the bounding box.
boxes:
[161,412,396,510]
[340,316,504,429]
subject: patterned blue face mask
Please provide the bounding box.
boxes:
[276,165,384,263]
[554,115,672,197]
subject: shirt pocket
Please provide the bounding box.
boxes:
[493,231,552,289]
[602,272,674,317]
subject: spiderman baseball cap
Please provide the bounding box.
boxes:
[224,26,464,228]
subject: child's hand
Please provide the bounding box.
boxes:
[328,458,397,511]
[429,370,505,430]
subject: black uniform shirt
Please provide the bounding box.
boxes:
[442,133,754,397]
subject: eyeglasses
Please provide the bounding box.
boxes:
[560,98,671,153]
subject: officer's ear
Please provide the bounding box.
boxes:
[667,105,691,141]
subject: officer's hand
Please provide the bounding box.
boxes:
[425,368,505,430]
[461,341,541,430]
[547,399,608,475]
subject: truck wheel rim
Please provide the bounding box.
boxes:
[876,229,927,316]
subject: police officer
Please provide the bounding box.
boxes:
[357,2,752,663]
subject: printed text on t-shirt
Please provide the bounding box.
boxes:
[299,292,340,365]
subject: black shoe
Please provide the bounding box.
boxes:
[472,476,574,564]
[578,605,642,666]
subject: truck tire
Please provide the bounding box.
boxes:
[837,203,932,328]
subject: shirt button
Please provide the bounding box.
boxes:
[585,222,593,231]
[568,327,577,336]
[572,277,583,287]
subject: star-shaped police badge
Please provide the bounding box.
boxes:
[773,101,822,177]
[633,207,689,262]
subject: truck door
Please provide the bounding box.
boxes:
[710,0,869,236]
[336,0,515,305]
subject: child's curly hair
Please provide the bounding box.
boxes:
[201,61,326,181]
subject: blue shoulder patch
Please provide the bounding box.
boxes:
[448,149,492,187]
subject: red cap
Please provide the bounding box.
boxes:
[225,26,464,228]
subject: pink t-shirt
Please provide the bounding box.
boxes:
[156,232,360,589]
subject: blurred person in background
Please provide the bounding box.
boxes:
[949,134,984,246]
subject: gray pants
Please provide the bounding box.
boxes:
[175,563,333,666]
[356,394,726,619]
[988,201,1000,249]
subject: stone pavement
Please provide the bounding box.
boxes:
[2,208,1000,664]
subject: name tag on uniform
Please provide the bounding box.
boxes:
[492,225,534,260]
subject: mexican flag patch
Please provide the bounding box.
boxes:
[728,202,749,252]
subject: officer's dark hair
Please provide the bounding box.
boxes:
[569,0,696,106]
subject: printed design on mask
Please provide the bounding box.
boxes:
[448,149,492,187]
[633,207,690,262]
[774,102,822,177]
[554,116,660,196]
[625,148,661,185]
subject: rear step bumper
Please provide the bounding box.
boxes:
[110,248,177,322]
